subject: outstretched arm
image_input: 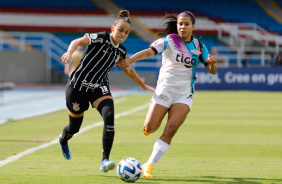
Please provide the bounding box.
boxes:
[122,65,154,92]
[117,48,155,68]
[61,36,89,64]
[206,54,217,74]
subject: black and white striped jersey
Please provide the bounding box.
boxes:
[68,31,127,92]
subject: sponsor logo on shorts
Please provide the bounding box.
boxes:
[72,102,80,112]
[158,94,169,101]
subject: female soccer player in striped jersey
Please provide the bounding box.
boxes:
[58,10,154,173]
[118,11,217,177]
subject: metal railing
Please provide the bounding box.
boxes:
[215,23,281,67]
[0,31,68,83]
[211,45,277,67]
[217,23,282,51]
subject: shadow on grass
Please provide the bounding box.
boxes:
[99,175,282,184]
[143,176,282,184]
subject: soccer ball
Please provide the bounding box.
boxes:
[117,157,142,182]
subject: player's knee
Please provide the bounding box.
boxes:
[69,126,80,135]
[68,115,84,135]
[164,124,179,138]
[103,110,114,123]
[98,99,114,123]
[143,124,156,134]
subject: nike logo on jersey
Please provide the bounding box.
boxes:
[103,50,109,53]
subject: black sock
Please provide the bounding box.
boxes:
[97,99,115,161]
[60,115,83,145]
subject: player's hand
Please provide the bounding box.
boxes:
[206,54,216,65]
[142,85,155,92]
[116,58,132,69]
[61,51,72,64]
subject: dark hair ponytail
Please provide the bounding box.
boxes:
[161,14,178,35]
[114,10,131,25]
[161,11,196,35]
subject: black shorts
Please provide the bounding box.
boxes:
[65,84,112,114]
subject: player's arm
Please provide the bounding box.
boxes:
[64,63,70,75]
[201,45,217,74]
[122,65,154,92]
[206,54,217,74]
[61,36,89,64]
[128,48,155,64]
[117,48,155,68]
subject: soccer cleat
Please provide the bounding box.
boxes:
[142,163,154,177]
[100,159,116,173]
[58,134,72,160]
[143,127,150,136]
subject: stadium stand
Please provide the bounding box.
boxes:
[0,0,281,83]
[0,0,101,12]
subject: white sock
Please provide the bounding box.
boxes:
[147,139,170,166]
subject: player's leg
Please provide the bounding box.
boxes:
[143,102,168,135]
[160,103,190,144]
[93,95,116,172]
[143,88,171,136]
[59,86,88,160]
[60,111,84,145]
[143,103,190,177]
[142,105,168,177]
[59,111,84,160]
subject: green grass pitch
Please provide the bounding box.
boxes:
[0,91,281,184]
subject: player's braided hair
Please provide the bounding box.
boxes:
[161,11,195,35]
[114,10,131,25]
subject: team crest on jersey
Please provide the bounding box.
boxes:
[115,55,121,63]
[190,49,201,56]
[158,94,169,101]
[72,102,80,112]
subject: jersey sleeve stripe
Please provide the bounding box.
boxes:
[149,46,158,55]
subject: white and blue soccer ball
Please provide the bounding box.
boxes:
[117,157,142,182]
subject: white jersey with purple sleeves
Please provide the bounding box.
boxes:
[150,34,209,94]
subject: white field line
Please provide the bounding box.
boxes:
[0,101,149,168]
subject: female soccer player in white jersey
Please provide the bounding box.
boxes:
[118,11,217,177]
[58,10,154,173]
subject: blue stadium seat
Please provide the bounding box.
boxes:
[0,0,99,11]
[111,0,281,34]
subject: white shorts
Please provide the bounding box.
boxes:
[151,85,193,109]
